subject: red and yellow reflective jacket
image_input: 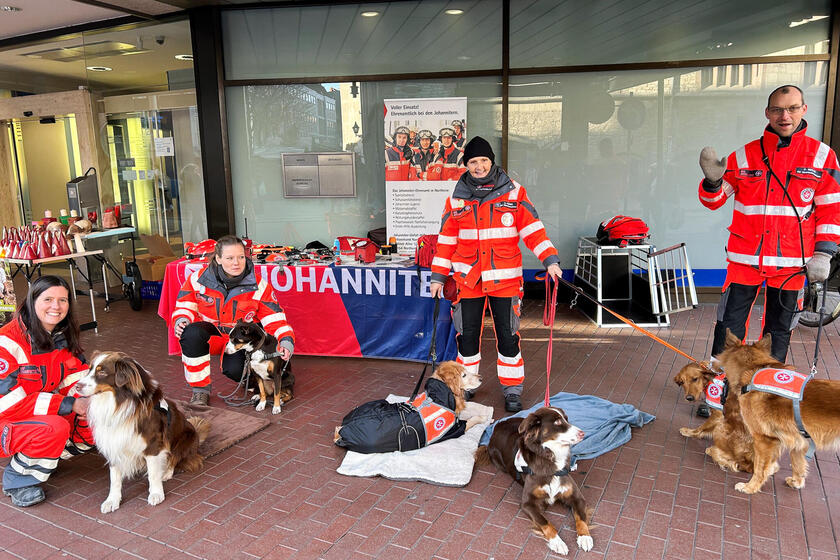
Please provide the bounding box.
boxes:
[431,170,560,295]
[0,319,87,422]
[171,262,294,346]
[699,123,840,276]
[385,145,412,181]
[428,145,464,181]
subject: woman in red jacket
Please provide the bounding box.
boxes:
[172,235,295,406]
[0,276,92,507]
[430,137,562,413]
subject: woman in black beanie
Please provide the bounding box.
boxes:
[429,136,562,412]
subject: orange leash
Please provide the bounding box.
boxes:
[540,274,710,382]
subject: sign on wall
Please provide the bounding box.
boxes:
[282,152,356,197]
[384,97,467,253]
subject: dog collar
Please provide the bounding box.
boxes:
[514,448,570,479]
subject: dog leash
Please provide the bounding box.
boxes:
[219,354,291,407]
[540,274,709,370]
[409,296,441,401]
[542,275,558,407]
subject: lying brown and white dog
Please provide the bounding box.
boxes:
[74,351,210,513]
[475,407,593,555]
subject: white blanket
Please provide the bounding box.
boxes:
[336,396,494,487]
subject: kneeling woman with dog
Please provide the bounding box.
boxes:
[171,235,295,406]
[0,276,94,507]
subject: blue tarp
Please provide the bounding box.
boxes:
[479,392,655,467]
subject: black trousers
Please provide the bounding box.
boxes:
[453,295,521,358]
[711,283,799,362]
[180,321,247,383]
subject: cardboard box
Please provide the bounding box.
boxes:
[124,234,178,282]
[123,254,178,282]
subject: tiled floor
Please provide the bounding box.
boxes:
[2,280,840,559]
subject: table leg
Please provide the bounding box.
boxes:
[68,262,77,301]
[102,261,109,311]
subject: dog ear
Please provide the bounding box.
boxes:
[755,333,772,354]
[517,412,541,444]
[724,328,742,349]
[114,357,145,396]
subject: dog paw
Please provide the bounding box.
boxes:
[735,482,757,494]
[272,405,282,415]
[147,492,165,506]
[100,498,120,513]
[785,476,805,489]
[250,394,260,402]
[547,535,568,555]
[255,401,267,411]
[577,535,593,552]
[679,427,696,438]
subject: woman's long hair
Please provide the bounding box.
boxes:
[15,275,83,357]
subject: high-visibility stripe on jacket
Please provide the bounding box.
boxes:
[409,391,457,445]
[431,173,561,294]
[171,265,295,347]
[698,123,840,276]
[0,320,87,423]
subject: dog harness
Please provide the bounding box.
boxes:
[513,448,572,480]
[741,368,815,459]
[408,392,457,445]
[155,399,172,427]
[705,371,728,411]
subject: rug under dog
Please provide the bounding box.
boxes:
[177,400,271,458]
[336,399,494,487]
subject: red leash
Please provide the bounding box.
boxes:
[542,274,558,407]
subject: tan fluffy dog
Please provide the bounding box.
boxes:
[718,330,840,493]
[673,362,754,473]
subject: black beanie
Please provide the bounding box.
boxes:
[462,136,495,164]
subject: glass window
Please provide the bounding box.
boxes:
[510,0,831,68]
[222,1,502,80]
[226,77,502,245]
[507,63,827,276]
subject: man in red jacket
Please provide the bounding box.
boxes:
[698,85,840,416]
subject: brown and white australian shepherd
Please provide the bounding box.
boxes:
[718,330,840,494]
[74,351,210,513]
[475,407,593,555]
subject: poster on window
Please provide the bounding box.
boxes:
[384,97,467,255]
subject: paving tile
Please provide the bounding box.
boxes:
[1,301,839,559]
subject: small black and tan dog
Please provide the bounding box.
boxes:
[225,319,294,414]
[475,407,593,555]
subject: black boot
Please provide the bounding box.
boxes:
[504,393,522,413]
[696,403,711,418]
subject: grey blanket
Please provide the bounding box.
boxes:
[479,392,655,468]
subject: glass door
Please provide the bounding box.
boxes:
[106,107,206,250]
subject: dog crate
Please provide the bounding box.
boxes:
[573,237,698,328]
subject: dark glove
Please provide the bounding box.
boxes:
[699,147,726,185]
[402,145,414,160]
[807,252,832,283]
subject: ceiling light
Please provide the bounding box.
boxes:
[457,55,471,60]
[790,15,828,27]
[361,11,379,17]
[445,9,464,15]
[175,54,193,61]
[86,66,112,72]
[0,6,21,12]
